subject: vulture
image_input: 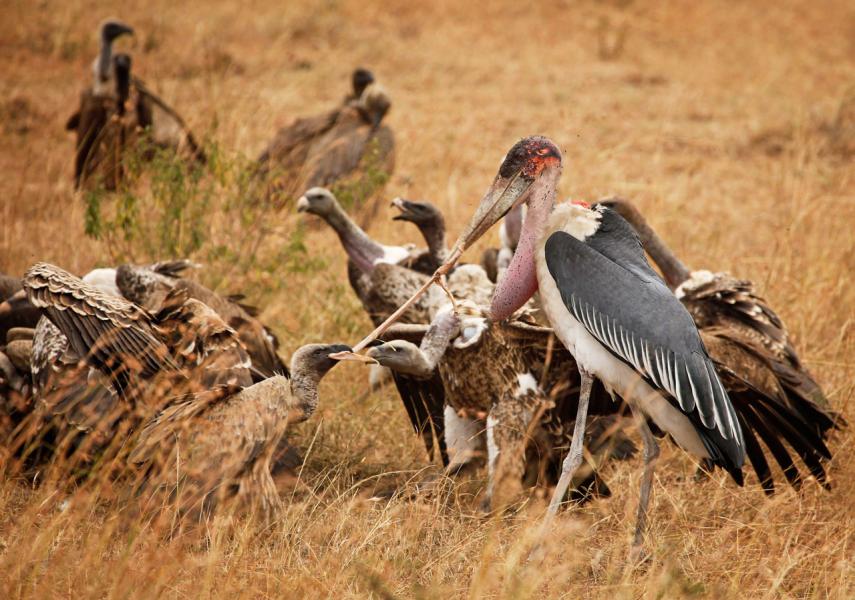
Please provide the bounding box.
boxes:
[300,84,394,189]
[368,299,636,511]
[389,198,449,273]
[16,259,284,448]
[20,262,347,516]
[256,68,376,186]
[129,342,348,519]
[260,78,395,219]
[20,263,239,463]
[66,50,133,190]
[298,188,468,465]
[66,20,205,190]
[297,187,444,325]
[115,262,288,381]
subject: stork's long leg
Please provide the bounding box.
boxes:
[545,369,593,519]
[629,405,660,556]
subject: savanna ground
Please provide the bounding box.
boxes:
[1,0,854,597]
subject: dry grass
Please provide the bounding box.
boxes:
[1,0,854,597]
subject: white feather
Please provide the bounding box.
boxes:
[444,406,484,467]
[82,268,121,297]
[515,372,539,398]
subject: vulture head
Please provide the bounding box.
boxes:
[296,187,339,218]
[357,84,391,128]
[291,343,352,378]
[100,19,135,43]
[391,198,445,229]
[351,68,375,99]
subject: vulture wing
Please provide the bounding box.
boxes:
[23,262,178,396]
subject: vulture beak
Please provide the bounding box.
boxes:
[441,168,533,273]
[390,197,412,221]
[296,196,310,213]
[102,20,135,41]
[328,349,378,363]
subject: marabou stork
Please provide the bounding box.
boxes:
[601,197,839,491]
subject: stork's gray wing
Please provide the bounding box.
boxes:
[23,263,178,394]
[543,212,745,471]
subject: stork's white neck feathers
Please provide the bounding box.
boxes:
[545,202,603,242]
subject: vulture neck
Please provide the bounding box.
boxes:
[490,167,560,321]
[97,35,113,83]
[421,219,448,265]
[325,205,385,273]
[420,310,459,369]
[607,199,691,289]
[289,367,324,420]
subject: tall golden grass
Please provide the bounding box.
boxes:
[1,0,854,597]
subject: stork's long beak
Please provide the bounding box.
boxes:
[446,169,533,266]
[296,196,309,212]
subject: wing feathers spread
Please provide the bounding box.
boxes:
[544,218,745,470]
[23,263,178,394]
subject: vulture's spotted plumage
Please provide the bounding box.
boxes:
[21,262,347,517]
[115,262,288,381]
[369,299,636,511]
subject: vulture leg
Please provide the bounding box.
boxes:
[546,369,592,518]
[629,405,660,561]
[482,393,547,512]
